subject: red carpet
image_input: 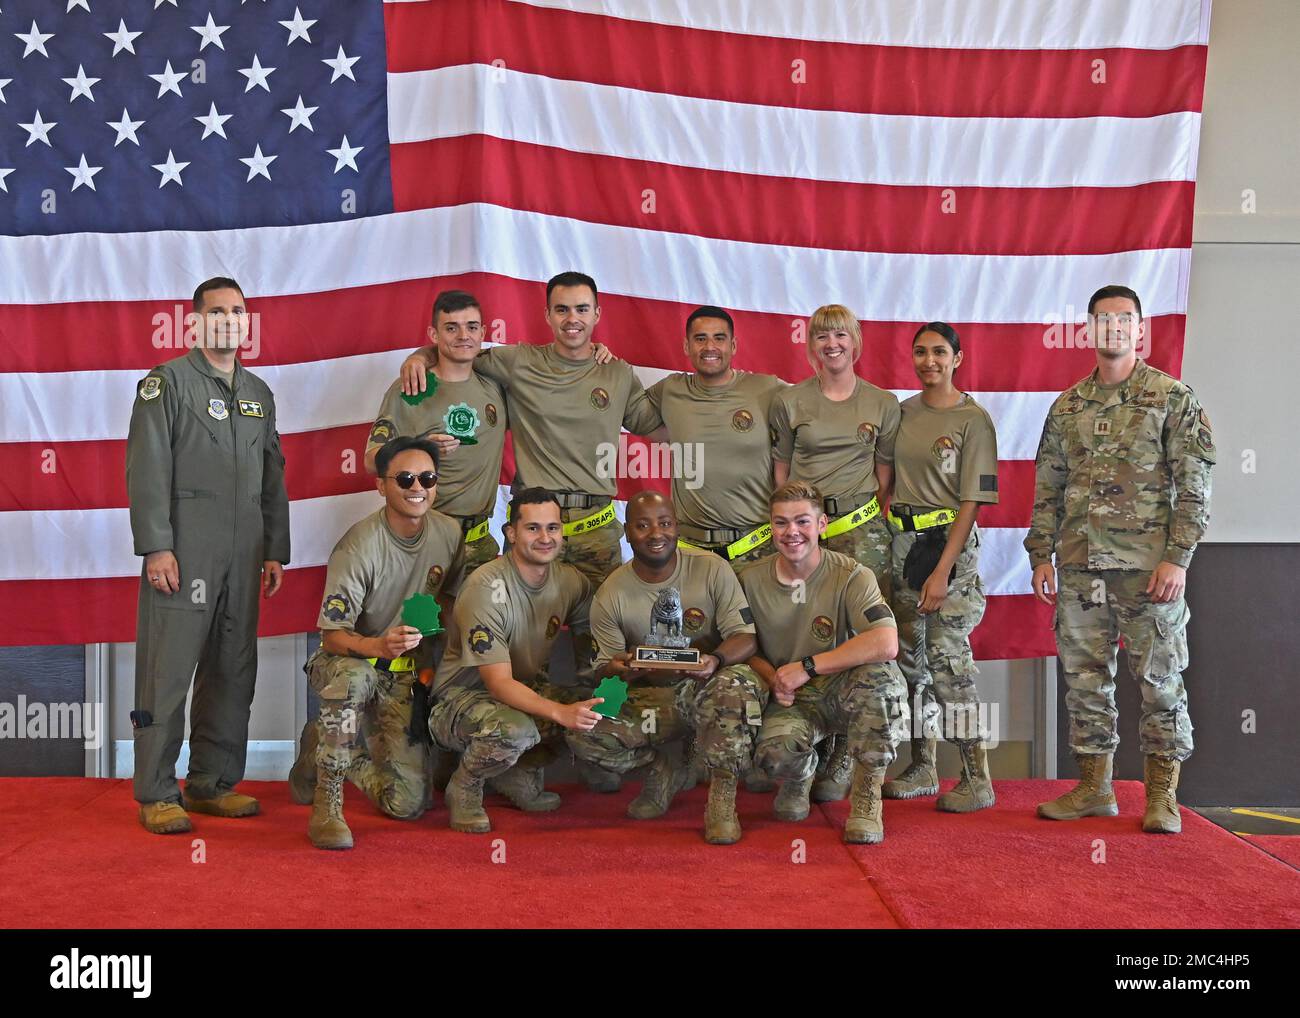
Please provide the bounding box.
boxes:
[824,780,1300,929]
[1241,835,1300,872]
[2,778,1297,928]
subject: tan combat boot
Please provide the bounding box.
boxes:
[843,764,885,844]
[182,790,260,817]
[812,737,853,802]
[307,765,353,850]
[287,719,318,805]
[139,800,192,835]
[742,767,776,793]
[881,737,939,799]
[627,750,686,819]
[489,765,561,812]
[446,765,491,833]
[773,775,814,821]
[1037,753,1119,820]
[704,769,742,844]
[936,740,996,813]
[1142,756,1182,834]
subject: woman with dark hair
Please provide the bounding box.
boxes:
[882,322,1000,812]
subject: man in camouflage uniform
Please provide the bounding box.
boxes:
[572,491,763,845]
[646,305,786,794]
[429,488,604,833]
[744,482,909,844]
[1026,285,1215,834]
[366,290,508,577]
[295,438,464,849]
[126,276,290,835]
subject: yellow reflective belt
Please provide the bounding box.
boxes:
[463,518,490,543]
[887,506,958,532]
[726,523,771,559]
[366,655,416,673]
[678,523,772,560]
[822,496,881,540]
[563,501,616,538]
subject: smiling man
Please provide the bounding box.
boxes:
[296,437,465,849]
[742,481,909,844]
[1027,284,1216,834]
[126,276,290,835]
[570,490,764,845]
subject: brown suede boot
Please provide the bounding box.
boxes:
[843,764,886,844]
[936,741,995,813]
[307,765,353,850]
[446,765,491,834]
[812,737,853,802]
[773,775,813,821]
[287,719,318,805]
[139,801,192,835]
[1037,753,1120,820]
[1142,756,1182,834]
[704,769,742,845]
[182,790,260,817]
[881,737,939,799]
[489,765,561,812]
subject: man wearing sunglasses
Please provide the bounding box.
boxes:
[365,290,507,577]
[126,276,290,835]
[294,437,465,849]
[1026,284,1216,835]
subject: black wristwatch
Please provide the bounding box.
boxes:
[801,655,819,678]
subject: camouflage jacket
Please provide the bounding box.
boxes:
[1024,360,1215,572]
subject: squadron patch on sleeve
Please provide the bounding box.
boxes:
[369,418,396,445]
[322,593,351,622]
[469,624,495,654]
[138,376,163,401]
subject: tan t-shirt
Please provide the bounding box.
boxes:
[892,393,1000,511]
[473,342,662,496]
[769,376,901,501]
[647,370,786,530]
[590,546,756,675]
[317,507,465,638]
[366,373,508,517]
[739,548,895,668]
[432,553,592,696]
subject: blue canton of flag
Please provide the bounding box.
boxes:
[0,0,393,235]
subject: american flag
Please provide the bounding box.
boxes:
[0,0,1211,659]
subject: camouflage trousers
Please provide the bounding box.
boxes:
[306,650,429,819]
[427,685,541,781]
[890,525,988,742]
[1056,568,1193,761]
[558,504,624,589]
[754,663,910,780]
[460,530,500,576]
[824,510,893,603]
[566,664,769,776]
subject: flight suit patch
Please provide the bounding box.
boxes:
[208,398,229,421]
[237,400,264,418]
[138,376,163,401]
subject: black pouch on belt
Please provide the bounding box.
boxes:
[407,676,435,747]
[903,526,957,591]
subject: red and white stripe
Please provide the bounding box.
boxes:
[0,0,1212,659]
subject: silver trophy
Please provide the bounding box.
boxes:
[634,587,702,670]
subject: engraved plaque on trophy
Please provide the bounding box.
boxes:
[633,587,702,670]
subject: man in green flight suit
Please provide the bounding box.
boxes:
[126,276,291,834]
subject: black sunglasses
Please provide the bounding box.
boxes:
[386,470,438,490]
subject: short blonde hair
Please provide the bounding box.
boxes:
[770,480,824,514]
[807,304,863,367]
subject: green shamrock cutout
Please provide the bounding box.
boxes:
[592,675,629,719]
[400,371,439,407]
[402,593,443,635]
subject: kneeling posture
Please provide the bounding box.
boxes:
[743,482,909,844]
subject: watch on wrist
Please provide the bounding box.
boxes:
[801,655,818,678]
